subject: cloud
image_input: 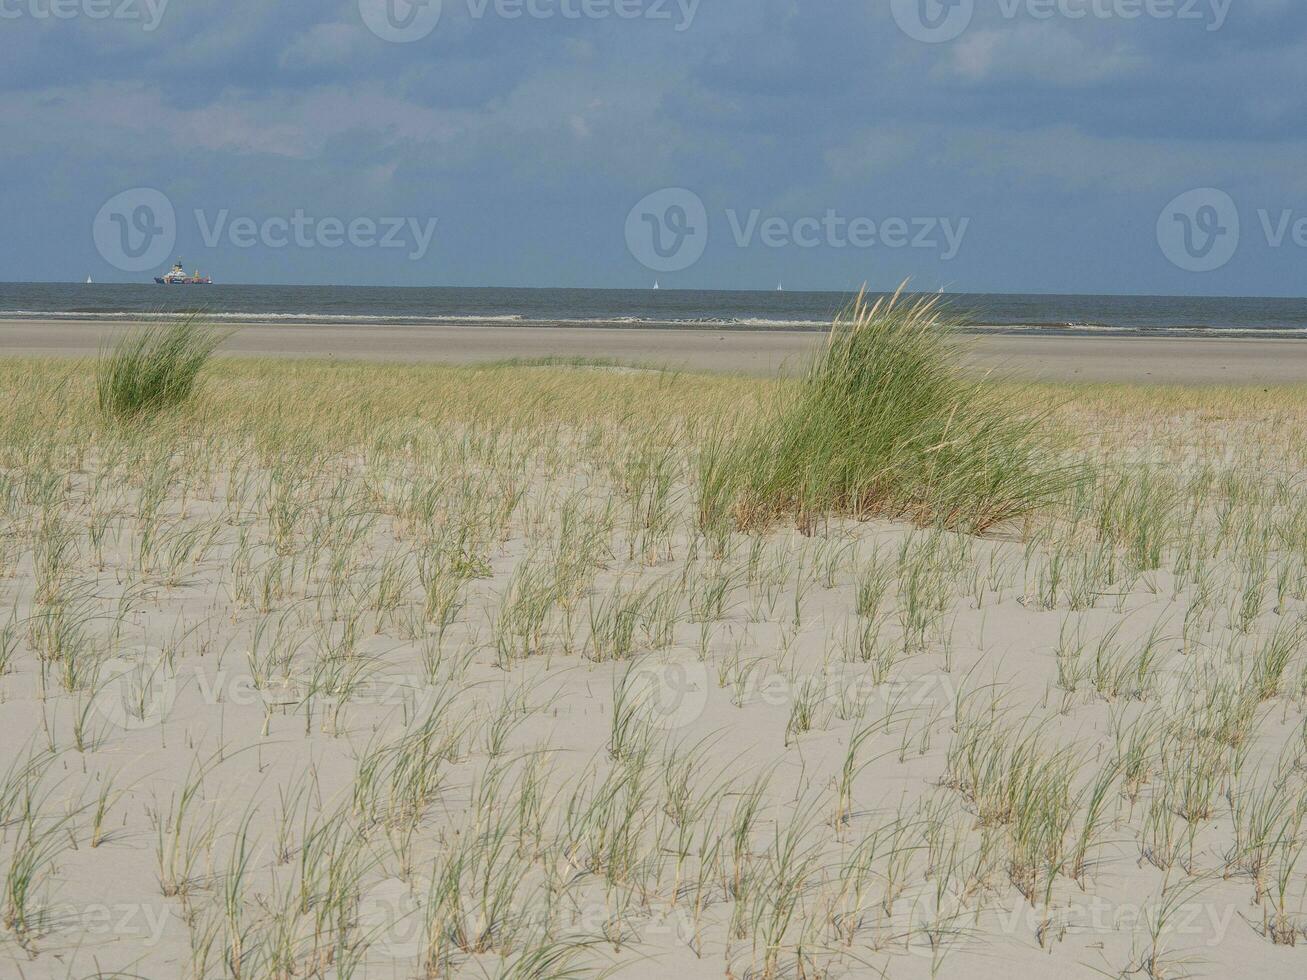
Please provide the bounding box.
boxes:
[949,24,1147,85]
[823,128,925,183]
[2,0,1307,290]
[279,23,367,71]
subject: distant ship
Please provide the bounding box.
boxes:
[653,280,660,290]
[155,260,212,285]
[86,276,93,284]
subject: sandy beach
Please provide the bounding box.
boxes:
[1,317,1305,384]
[4,316,1307,979]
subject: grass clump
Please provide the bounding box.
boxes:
[96,315,227,420]
[716,287,1074,533]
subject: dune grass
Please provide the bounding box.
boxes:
[713,288,1077,533]
[3,349,1307,976]
[96,315,228,420]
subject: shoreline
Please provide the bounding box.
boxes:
[6,312,1307,339]
[2,316,1306,384]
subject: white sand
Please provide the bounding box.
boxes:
[1,380,1303,978]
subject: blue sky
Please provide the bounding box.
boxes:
[2,0,1305,294]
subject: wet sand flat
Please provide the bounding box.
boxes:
[1,317,1305,384]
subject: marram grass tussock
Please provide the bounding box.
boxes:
[705,286,1078,535]
[96,314,228,420]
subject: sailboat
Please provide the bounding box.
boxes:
[86,276,93,284]
[653,281,660,290]
[777,282,783,291]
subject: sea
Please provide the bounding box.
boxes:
[2,283,1306,338]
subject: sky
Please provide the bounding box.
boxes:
[2,0,1306,295]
